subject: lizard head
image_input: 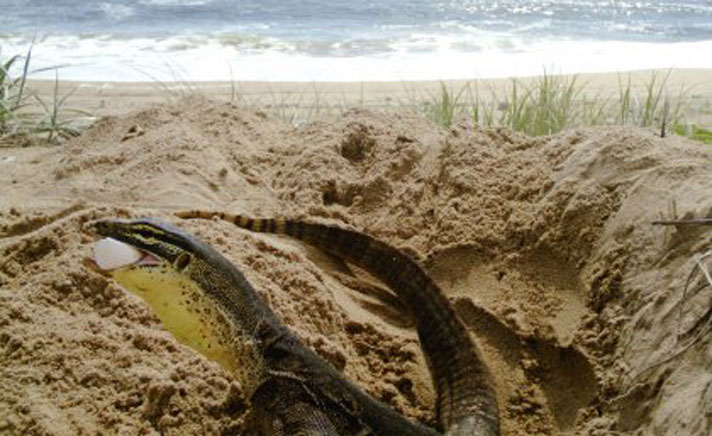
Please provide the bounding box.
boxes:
[86,218,195,274]
[82,218,257,377]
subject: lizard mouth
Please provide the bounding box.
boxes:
[84,237,163,274]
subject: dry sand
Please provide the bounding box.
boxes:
[0,93,711,436]
[25,69,712,126]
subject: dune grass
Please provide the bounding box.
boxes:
[119,57,710,143]
[0,46,33,138]
[32,71,86,143]
[423,82,467,129]
[675,123,712,144]
[422,69,703,143]
[1,44,86,146]
[499,73,583,136]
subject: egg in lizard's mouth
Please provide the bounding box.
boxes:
[83,237,163,274]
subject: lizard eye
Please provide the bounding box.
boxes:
[175,253,191,271]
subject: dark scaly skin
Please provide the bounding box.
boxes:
[250,377,350,436]
[90,218,438,436]
[176,211,500,436]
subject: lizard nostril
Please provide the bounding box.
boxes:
[175,252,191,271]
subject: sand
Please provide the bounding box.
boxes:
[24,69,712,127]
[0,94,711,436]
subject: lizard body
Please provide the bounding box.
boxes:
[176,211,499,436]
[88,218,439,436]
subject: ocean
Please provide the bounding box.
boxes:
[1,0,712,82]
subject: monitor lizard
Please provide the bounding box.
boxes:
[85,215,498,436]
[176,211,499,436]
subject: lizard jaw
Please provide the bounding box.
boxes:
[84,237,162,275]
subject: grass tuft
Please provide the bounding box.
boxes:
[500,72,582,136]
[675,123,712,144]
[1,43,88,146]
[0,47,33,137]
[418,69,707,144]
[424,82,466,128]
[33,71,88,143]
[618,69,687,129]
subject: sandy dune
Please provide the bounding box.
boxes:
[1,98,710,435]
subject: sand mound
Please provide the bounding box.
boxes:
[1,98,710,436]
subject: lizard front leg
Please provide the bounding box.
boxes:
[249,376,368,436]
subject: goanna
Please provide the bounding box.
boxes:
[85,214,499,436]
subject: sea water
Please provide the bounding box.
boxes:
[1,0,711,82]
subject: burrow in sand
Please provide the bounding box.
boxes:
[1,99,710,436]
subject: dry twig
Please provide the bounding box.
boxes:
[651,218,712,226]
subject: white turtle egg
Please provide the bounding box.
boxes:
[94,238,143,270]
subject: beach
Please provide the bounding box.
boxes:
[4,3,712,434]
[22,69,712,131]
[2,65,712,436]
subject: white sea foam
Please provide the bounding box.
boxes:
[3,34,712,82]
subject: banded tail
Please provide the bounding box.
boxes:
[176,210,500,436]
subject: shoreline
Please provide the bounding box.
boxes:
[24,68,712,126]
